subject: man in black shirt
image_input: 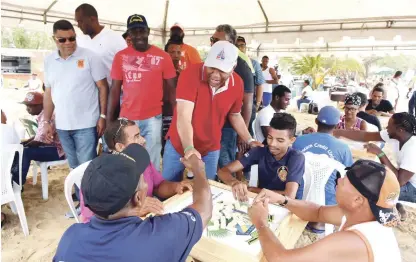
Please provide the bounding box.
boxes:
[355,92,382,131]
[365,86,394,117]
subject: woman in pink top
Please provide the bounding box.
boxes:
[336,93,368,131]
[80,119,192,223]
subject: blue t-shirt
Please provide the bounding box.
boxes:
[53,207,203,262]
[292,132,353,204]
[239,146,305,194]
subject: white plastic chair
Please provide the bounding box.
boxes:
[248,165,258,187]
[32,159,68,200]
[64,161,91,223]
[251,119,258,141]
[302,152,346,236]
[1,144,29,236]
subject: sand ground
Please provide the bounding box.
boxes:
[1,88,415,261]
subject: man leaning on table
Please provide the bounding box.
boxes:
[249,160,401,262]
[54,144,212,262]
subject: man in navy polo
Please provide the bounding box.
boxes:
[217,113,305,201]
[53,144,212,262]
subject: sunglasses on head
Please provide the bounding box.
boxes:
[114,118,129,140]
[56,36,76,43]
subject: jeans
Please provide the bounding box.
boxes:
[218,127,237,169]
[134,114,162,172]
[399,182,416,203]
[56,127,98,199]
[11,146,64,185]
[162,140,220,181]
[263,92,272,107]
[409,91,416,116]
[297,97,311,110]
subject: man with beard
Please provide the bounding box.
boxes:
[108,14,177,171]
[217,113,305,201]
[75,4,126,87]
[163,41,262,182]
[169,23,202,71]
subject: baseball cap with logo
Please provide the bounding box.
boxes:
[20,92,43,105]
[82,144,150,218]
[170,23,184,31]
[316,106,340,126]
[127,14,148,30]
[346,159,400,227]
[204,41,238,73]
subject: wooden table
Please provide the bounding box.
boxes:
[162,181,308,262]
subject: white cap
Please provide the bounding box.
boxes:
[204,41,238,73]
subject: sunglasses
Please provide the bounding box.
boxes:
[55,36,76,43]
[113,118,129,143]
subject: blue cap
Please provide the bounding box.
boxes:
[317,106,341,125]
[127,14,148,30]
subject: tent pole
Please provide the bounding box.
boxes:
[43,0,59,24]
[257,0,269,32]
[162,0,170,45]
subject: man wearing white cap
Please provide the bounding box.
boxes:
[163,41,263,182]
[169,23,202,71]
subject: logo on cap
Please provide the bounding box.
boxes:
[129,15,143,24]
[216,49,225,60]
[385,192,399,205]
[26,93,34,102]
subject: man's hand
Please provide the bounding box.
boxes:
[367,109,378,116]
[180,154,205,171]
[303,127,316,134]
[43,123,54,143]
[254,188,285,205]
[249,140,264,148]
[97,118,106,137]
[139,197,164,217]
[237,136,249,154]
[364,143,382,155]
[231,181,249,202]
[248,198,269,228]
[175,180,193,194]
[184,147,202,160]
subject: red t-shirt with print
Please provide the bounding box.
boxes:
[167,63,244,156]
[111,45,177,120]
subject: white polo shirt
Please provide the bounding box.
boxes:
[44,47,106,130]
[255,105,279,142]
[380,130,416,187]
[77,27,127,87]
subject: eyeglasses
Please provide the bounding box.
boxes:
[113,118,129,143]
[345,107,358,112]
[210,37,220,44]
[55,36,76,43]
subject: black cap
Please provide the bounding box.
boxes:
[82,144,150,218]
[126,14,148,30]
[236,36,246,43]
[346,160,400,227]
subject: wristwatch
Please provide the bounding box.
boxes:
[100,114,106,119]
[279,195,289,207]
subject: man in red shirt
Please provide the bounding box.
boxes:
[108,14,177,171]
[163,41,262,181]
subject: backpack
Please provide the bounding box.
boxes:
[308,102,319,115]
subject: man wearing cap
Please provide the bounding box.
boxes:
[108,14,177,171]
[11,92,65,186]
[249,160,401,262]
[54,144,212,262]
[293,106,353,205]
[164,41,262,182]
[211,24,255,169]
[75,3,126,88]
[169,23,202,71]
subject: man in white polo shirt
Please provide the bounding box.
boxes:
[42,20,109,203]
[75,3,127,87]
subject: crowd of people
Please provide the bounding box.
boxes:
[2,3,416,262]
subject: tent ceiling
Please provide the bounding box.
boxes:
[2,0,416,47]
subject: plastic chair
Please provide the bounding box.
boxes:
[1,144,29,236]
[302,152,346,236]
[19,118,38,137]
[248,165,258,187]
[32,159,68,200]
[251,119,258,141]
[64,161,91,223]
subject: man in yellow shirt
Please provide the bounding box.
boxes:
[169,23,202,71]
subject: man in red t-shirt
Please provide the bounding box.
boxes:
[108,14,177,171]
[163,41,263,182]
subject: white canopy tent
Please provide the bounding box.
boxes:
[2,0,416,53]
